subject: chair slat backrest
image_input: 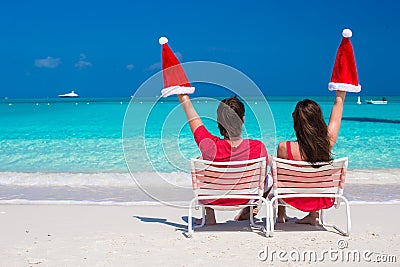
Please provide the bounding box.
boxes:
[271,157,348,195]
[190,157,267,198]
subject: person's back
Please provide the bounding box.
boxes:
[194,96,266,162]
[177,95,269,223]
[277,91,346,225]
[195,124,266,161]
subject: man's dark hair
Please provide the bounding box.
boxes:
[217,96,245,139]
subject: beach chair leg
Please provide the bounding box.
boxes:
[249,203,269,237]
[249,206,259,228]
[269,197,277,237]
[319,209,325,225]
[335,197,351,236]
[187,198,197,237]
[320,209,338,232]
[248,206,260,227]
[188,208,193,237]
[248,198,271,237]
[344,198,352,235]
[320,197,351,236]
[261,197,271,237]
[194,206,206,229]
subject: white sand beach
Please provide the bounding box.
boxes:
[0,203,399,266]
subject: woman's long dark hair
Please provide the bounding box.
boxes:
[292,99,332,163]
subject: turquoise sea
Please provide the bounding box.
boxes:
[1,95,400,204]
[1,96,400,171]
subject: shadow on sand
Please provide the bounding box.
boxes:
[133,216,187,231]
[134,215,338,236]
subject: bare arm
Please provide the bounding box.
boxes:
[327,90,347,148]
[177,94,203,134]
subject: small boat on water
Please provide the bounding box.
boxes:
[366,97,387,105]
[357,96,362,105]
[59,90,79,98]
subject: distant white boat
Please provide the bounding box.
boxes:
[59,90,79,98]
[366,97,387,105]
[357,96,362,105]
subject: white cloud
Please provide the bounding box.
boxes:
[35,56,61,68]
[147,62,161,71]
[75,53,92,69]
[126,64,134,70]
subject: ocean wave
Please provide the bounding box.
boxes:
[0,170,399,204]
[1,169,399,187]
[0,171,192,187]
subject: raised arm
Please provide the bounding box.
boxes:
[327,91,347,148]
[177,94,203,134]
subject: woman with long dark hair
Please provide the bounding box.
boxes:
[277,90,346,225]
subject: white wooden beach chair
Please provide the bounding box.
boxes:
[188,157,269,237]
[269,157,351,236]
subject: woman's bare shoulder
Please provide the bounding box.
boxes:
[277,141,287,149]
[277,141,288,158]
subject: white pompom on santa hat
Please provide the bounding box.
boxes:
[328,28,361,92]
[158,36,195,97]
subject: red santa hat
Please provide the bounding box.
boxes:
[158,37,195,97]
[328,29,361,92]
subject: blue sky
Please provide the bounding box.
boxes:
[0,0,399,98]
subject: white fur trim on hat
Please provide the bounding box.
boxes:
[342,29,352,38]
[159,37,168,45]
[328,82,361,93]
[161,86,195,97]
